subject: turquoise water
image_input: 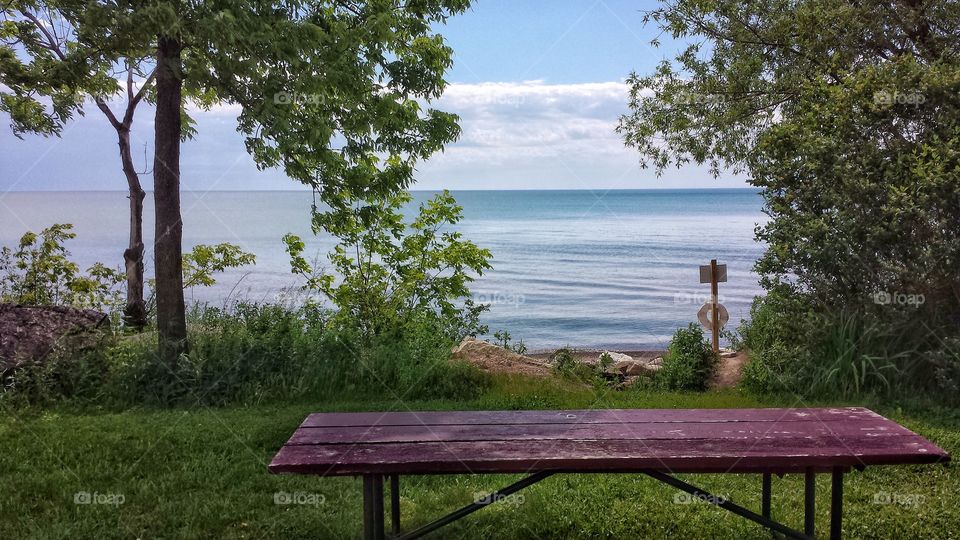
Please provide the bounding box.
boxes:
[0,189,766,349]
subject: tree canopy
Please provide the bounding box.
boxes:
[2,1,470,363]
[621,0,960,398]
[620,0,960,317]
[3,1,467,194]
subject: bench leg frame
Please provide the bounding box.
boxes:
[362,474,385,540]
[359,468,846,540]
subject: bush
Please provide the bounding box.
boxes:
[739,290,811,394]
[657,324,717,391]
[739,289,960,405]
[551,347,581,376]
[284,189,492,341]
[0,223,123,311]
[741,340,804,395]
[359,309,491,401]
[493,330,527,355]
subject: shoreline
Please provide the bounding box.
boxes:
[527,348,666,362]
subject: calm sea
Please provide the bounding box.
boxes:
[0,189,766,350]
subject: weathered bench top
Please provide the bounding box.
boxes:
[268,407,949,476]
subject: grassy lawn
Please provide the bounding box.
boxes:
[1,375,957,539]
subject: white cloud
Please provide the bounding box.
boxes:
[411,80,744,189]
[416,80,638,187]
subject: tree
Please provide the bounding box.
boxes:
[619,0,960,396]
[4,1,469,366]
[619,0,960,322]
[1,4,155,328]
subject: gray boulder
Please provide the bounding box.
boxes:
[0,303,108,371]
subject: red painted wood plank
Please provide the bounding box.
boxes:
[299,407,883,428]
[272,408,949,476]
[286,420,917,445]
[269,435,949,476]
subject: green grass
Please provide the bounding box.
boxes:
[1,375,957,539]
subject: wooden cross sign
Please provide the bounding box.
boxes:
[698,259,727,353]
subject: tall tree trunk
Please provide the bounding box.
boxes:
[153,36,187,366]
[117,127,148,329]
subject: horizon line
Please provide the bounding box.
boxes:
[2,186,760,194]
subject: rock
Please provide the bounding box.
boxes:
[612,359,640,376]
[613,358,661,376]
[0,303,108,371]
[648,356,663,366]
[600,351,634,364]
[719,348,738,359]
[450,338,552,377]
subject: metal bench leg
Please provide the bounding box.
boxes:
[391,474,401,536]
[762,473,772,520]
[830,468,844,540]
[644,470,811,540]
[363,475,385,540]
[804,468,815,537]
[397,471,554,540]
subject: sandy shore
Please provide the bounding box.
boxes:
[527,347,747,389]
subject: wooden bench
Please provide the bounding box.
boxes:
[269,407,949,539]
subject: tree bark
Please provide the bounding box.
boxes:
[153,36,187,366]
[117,128,148,329]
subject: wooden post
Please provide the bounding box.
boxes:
[710,259,719,354]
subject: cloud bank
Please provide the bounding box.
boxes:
[0,80,744,191]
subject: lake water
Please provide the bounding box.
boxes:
[0,189,767,350]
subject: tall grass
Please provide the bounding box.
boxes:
[803,310,916,397]
[1,302,490,409]
[741,292,959,404]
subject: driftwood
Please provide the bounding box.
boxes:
[0,303,108,371]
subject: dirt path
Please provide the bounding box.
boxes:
[711,351,748,390]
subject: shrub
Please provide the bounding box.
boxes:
[550,347,580,377]
[925,338,960,395]
[0,223,123,311]
[493,330,527,355]
[657,324,717,391]
[284,189,492,341]
[550,348,620,389]
[359,309,491,401]
[741,340,804,395]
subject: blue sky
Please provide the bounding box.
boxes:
[0,0,746,192]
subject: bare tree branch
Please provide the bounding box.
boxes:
[22,9,66,60]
